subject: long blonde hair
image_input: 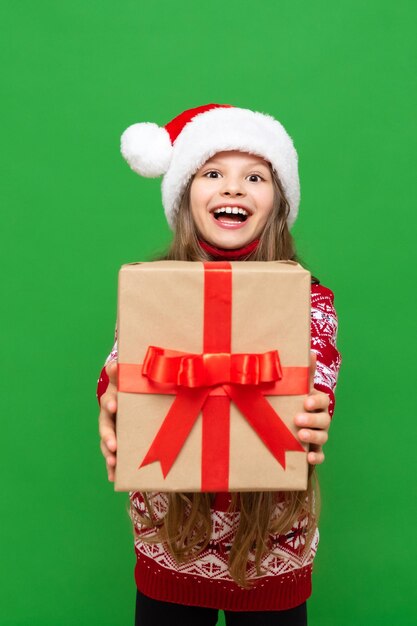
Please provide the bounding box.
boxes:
[130,163,320,588]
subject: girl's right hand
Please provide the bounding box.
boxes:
[98,361,118,481]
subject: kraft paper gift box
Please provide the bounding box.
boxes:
[115,260,311,493]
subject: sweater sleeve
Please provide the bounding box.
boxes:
[96,327,118,406]
[310,284,342,418]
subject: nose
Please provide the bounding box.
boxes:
[221,176,245,197]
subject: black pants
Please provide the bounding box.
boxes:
[135,590,307,626]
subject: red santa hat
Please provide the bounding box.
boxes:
[120,103,300,230]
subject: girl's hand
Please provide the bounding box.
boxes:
[295,352,331,465]
[98,361,118,481]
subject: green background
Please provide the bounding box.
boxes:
[2,1,416,624]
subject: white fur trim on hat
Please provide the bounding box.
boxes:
[121,122,173,177]
[161,107,300,230]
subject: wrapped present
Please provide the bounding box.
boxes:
[115,260,311,492]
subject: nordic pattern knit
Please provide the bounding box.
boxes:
[96,283,342,611]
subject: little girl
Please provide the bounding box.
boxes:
[97,103,342,626]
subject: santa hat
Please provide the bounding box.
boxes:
[120,103,300,229]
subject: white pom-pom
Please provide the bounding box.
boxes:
[120,122,173,177]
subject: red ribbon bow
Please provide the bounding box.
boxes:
[119,262,307,491]
[142,346,283,388]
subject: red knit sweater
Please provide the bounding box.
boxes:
[97,283,341,611]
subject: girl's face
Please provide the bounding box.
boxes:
[189,150,274,249]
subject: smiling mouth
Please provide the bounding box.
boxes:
[212,207,249,224]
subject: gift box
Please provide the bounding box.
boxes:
[115,260,311,492]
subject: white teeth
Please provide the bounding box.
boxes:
[213,206,249,216]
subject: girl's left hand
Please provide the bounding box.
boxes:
[294,351,331,465]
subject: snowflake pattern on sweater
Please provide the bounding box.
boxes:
[129,492,319,582]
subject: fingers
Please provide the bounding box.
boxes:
[105,359,118,387]
[304,389,330,412]
[100,439,117,481]
[295,384,330,463]
[99,386,118,482]
[295,405,330,431]
[107,464,116,482]
[301,354,329,467]
[307,447,325,465]
[106,457,116,482]
[99,394,117,447]
[100,437,116,460]
[100,389,117,416]
[99,420,117,456]
[295,409,330,446]
[99,409,117,482]
[298,426,328,447]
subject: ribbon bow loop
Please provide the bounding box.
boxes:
[142,346,283,388]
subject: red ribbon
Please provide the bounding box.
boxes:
[142,346,283,387]
[118,262,307,491]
